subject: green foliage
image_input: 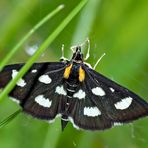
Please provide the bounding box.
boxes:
[0,0,148,148]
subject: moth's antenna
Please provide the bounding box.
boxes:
[93,53,106,69]
[70,45,77,53]
[79,38,90,61]
[84,38,90,61]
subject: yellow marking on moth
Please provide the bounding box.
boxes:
[64,64,73,79]
[79,66,85,82]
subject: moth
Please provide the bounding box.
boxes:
[0,42,148,131]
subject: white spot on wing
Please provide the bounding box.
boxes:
[73,89,86,99]
[55,85,67,96]
[38,75,52,84]
[92,87,105,96]
[68,117,80,130]
[12,70,26,87]
[110,87,115,92]
[84,107,101,117]
[114,97,133,110]
[31,69,37,73]
[35,95,52,108]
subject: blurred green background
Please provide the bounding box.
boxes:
[0,0,148,148]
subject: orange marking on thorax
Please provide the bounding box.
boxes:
[64,64,73,79]
[79,66,85,82]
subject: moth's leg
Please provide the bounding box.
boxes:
[60,44,68,62]
[93,53,106,69]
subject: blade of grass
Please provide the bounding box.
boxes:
[71,0,101,46]
[0,109,22,128]
[0,0,87,101]
[0,4,64,71]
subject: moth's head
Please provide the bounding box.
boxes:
[71,46,84,62]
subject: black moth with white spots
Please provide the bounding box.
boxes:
[0,45,148,131]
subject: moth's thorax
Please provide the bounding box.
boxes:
[64,62,85,83]
[69,63,80,79]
